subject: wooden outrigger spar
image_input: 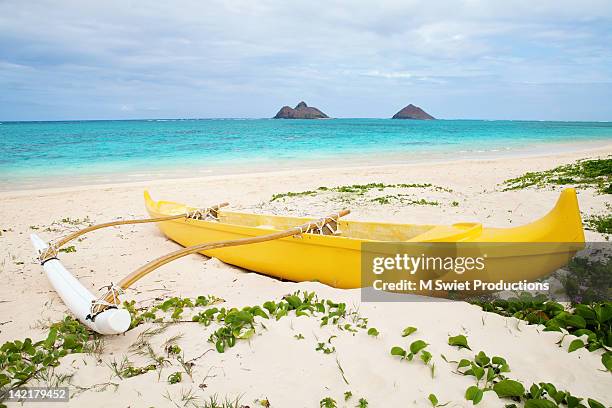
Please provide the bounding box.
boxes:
[35,202,230,263]
[31,204,350,334]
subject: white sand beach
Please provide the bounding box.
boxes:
[0,145,611,407]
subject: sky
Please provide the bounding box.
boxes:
[1,0,612,121]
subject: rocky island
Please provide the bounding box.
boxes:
[392,104,435,120]
[273,101,329,119]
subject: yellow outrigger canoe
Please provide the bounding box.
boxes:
[145,189,585,289]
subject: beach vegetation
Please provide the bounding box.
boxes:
[255,398,271,407]
[452,349,606,406]
[124,294,224,329]
[367,327,379,337]
[270,182,452,201]
[470,293,611,370]
[402,326,417,337]
[391,339,435,376]
[200,394,244,408]
[58,245,76,253]
[344,391,353,401]
[165,343,182,356]
[448,334,471,350]
[502,157,611,193]
[0,316,96,403]
[456,351,511,405]
[56,216,92,226]
[197,291,368,353]
[320,397,337,408]
[357,397,369,407]
[370,195,439,206]
[316,341,336,354]
[585,213,612,235]
[428,393,449,407]
[336,357,349,385]
[561,257,612,303]
[167,371,182,384]
[176,353,195,380]
[120,363,157,378]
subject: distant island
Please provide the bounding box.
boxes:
[392,104,435,120]
[274,101,329,119]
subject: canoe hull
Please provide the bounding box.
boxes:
[145,189,585,290]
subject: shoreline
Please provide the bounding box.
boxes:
[1,140,611,196]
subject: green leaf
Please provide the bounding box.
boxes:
[465,386,483,405]
[474,351,490,366]
[465,386,479,401]
[562,314,586,329]
[601,352,612,372]
[493,379,525,398]
[486,367,495,382]
[367,328,379,337]
[458,359,471,368]
[44,328,57,348]
[448,334,471,350]
[252,307,269,319]
[568,339,585,353]
[402,327,417,337]
[61,334,79,350]
[552,391,566,405]
[391,346,407,358]
[587,399,605,408]
[472,365,485,380]
[529,384,541,399]
[263,301,277,314]
[541,383,557,397]
[167,371,182,384]
[525,399,558,408]
[599,303,612,323]
[428,394,438,407]
[237,328,255,339]
[0,373,10,387]
[472,389,483,405]
[285,295,302,309]
[410,340,428,355]
[567,395,583,408]
[573,304,596,320]
[420,350,432,364]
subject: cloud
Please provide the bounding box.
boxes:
[0,0,611,120]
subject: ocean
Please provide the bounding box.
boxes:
[1,119,611,190]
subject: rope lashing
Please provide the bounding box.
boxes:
[186,206,220,221]
[37,242,59,265]
[297,212,343,236]
[88,283,125,320]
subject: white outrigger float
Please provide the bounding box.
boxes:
[31,234,131,335]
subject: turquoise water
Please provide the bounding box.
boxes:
[1,119,611,189]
